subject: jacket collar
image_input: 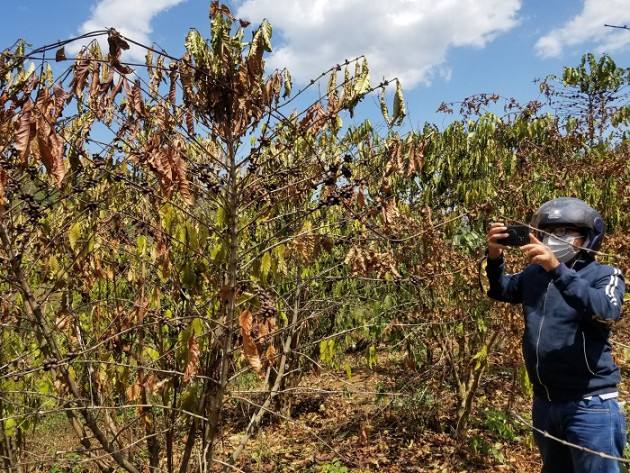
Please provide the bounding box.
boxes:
[568,252,595,270]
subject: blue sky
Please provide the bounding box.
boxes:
[4,0,630,130]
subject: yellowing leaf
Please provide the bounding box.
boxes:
[261,252,272,279]
[68,222,82,251]
[391,79,406,126]
[137,235,147,257]
[4,417,15,437]
[143,347,159,361]
[259,19,273,52]
[471,345,487,370]
[282,69,292,98]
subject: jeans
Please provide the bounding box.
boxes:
[532,397,627,473]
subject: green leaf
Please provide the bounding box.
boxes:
[198,223,209,247]
[137,235,147,257]
[180,385,198,411]
[68,222,82,251]
[366,345,377,369]
[186,223,199,251]
[181,263,195,289]
[519,364,533,397]
[260,252,272,281]
[471,345,487,370]
[143,347,159,361]
[48,255,60,275]
[3,417,15,437]
[211,243,226,263]
[189,317,204,337]
[320,339,335,368]
[215,207,227,230]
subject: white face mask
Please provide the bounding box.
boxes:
[542,234,580,263]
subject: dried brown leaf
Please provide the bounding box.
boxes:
[0,168,8,206]
[415,141,426,175]
[240,310,263,377]
[185,109,194,135]
[357,185,366,209]
[107,28,129,60]
[111,58,134,75]
[239,309,253,335]
[110,74,125,100]
[14,100,33,164]
[407,144,417,178]
[171,136,192,204]
[218,284,231,304]
[36,116,66,187]
[183,335,200,384]
[179,54,194,106]
[210,1,219,16]
[256,320,269,340]
[55,47,66,62]
[382,198,399,226]
[51,85,67,121]
[55,307,71,331]
[220,3,234,19]
[169,69,178,106]
[70,57,91,97]
[394,141,403,173]
[130,80,147,117]
[89,61,101,100]
[97,69,114,96]
[127,382,141,401]
[264,345,277,369]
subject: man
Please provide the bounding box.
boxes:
[485,197,627,473]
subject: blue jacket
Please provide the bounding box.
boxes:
[486,254,625,401]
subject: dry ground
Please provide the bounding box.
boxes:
[22,315,630,472]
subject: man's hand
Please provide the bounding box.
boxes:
[487,224,561,272]
[521,233,560,272]
[486,222,509,260]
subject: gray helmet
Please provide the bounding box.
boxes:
[530,197,605,252]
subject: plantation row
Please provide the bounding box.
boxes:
[1,3,630,472]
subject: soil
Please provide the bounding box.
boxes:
[22,315,630,472]
[212,360,543,473]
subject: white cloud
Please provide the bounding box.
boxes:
[68,0,186,61]
[535,0,630,59]
[235,0,521,89]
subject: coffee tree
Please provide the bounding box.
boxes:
[0,4,406,472]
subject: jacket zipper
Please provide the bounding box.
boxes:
[535,282,552,401]
[582,331,596,375]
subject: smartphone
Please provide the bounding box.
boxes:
[498,225,530,247]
